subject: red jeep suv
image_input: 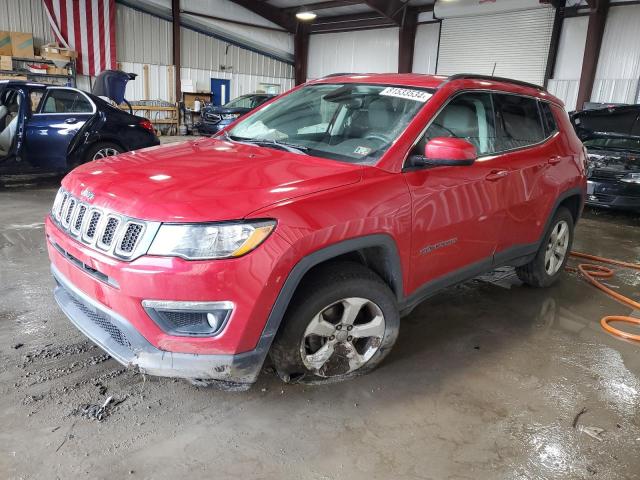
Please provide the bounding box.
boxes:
[46,74,586,388]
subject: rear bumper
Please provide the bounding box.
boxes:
[52,264,264,388]
[586,180,640,211]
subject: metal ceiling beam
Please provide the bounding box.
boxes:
[284,1,365,13]
[228,0,297,33]
[363,0,408,25]
[310,12,395,33]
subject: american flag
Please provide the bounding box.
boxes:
[42,0,116,76]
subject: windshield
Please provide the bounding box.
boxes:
[228,83,432,164]
[224,95,261,109]
[584,137,640,153]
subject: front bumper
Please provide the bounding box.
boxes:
[196,120,231,134]
[52,264,264,387]
[586,179,640,211]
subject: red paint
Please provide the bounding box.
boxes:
[46,74,586,357]
[425,137,477,162]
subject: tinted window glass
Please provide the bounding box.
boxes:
[494,94,544,151]
[42,89,93,113]
[540,102,557,136]
[422,92,496,156]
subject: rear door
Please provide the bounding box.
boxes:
[489,93,560,256]
[24,87,95,171]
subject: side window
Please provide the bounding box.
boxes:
[493,94,545,151]
[540,102,557,137]
[30,90,45,113]
[422,92,496,156]
[41,89,93,114]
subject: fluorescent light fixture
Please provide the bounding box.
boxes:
[296,10,317,21]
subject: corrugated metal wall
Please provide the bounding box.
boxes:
[0,0,55,49]
[307,28,400,80]
[412,22,440,75]
[547,16,588,110]
[115,4,293,101]
[591,4,640,104]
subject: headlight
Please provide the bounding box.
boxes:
[621,173,640,184]
[147,220,275,260]
[221,113,240,120]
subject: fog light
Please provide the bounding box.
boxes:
[142,300,233,337]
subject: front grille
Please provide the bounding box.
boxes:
[119,223,144,254]
[85,211,101,240]
[66,288,130,347]
[204,112,221,123]
[590,169,625,181]
[100,217,120,248]
[50,188,159,260]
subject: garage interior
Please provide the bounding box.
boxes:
[1,0,640,479]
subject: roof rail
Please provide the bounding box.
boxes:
[441,74,546,92]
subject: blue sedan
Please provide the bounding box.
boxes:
[0,80,159,175]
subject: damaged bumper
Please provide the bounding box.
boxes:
[51,264,263,389]
[586,180,640,211]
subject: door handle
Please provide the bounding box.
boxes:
[64,117,77,124]
[548,156,562,165]
[485,170,509,181]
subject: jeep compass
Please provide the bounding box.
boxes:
[46,74,587,388]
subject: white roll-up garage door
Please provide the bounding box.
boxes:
[436,7,555,85]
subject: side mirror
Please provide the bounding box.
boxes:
[410,137,477,167]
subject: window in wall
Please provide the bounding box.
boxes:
[42,89,93,114]
[422,91,496,156]
[493,94,545,151]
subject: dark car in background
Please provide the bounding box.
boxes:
[197,93,275,134]
[571,104,640,212]
[0,80,159,176]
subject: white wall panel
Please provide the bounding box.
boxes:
[307,28,399,80]
[0,0,55,49]
[119,61,294,103]
[412,22,440,75]
[547,16,588,110]
[591,4,640,104]
[437,7,554,85]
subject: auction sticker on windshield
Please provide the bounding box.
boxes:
[380,87,432,103]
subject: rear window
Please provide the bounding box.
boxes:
[540,102,557,137]
[493,93,545,151]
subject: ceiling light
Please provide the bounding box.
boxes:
[296,10,317,21]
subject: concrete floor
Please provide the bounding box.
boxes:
[1,182,639,480]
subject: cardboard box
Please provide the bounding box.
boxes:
[0,55,12,71]
[41,43,77,62]
[0,74,28,81]
[0,31,11,56]
[181,79,195,93]
[10,32,34,58]
[48,66,68,76]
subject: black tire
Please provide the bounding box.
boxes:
[82,142,124,164]
[516,207,574,287]
[270,261,400,384]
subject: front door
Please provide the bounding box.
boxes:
[403,91,506,294]
[24,87,95,171]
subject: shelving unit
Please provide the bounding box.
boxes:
[0,56,76,86]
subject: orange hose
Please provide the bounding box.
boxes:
[568,251,640,342]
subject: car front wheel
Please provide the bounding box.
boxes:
[270,262,399,384]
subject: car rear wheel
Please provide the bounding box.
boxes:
[516,207,574,287]
[270,262,399,384]
[84,142,123,163]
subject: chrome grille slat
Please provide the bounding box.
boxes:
[49,188,159,261]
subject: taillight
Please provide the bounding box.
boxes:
[139,119,155,134]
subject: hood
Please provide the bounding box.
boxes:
[570,105,640,141]
[62,138,363,222]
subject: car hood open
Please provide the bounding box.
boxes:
[62,138,363,222]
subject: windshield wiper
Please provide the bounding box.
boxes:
[228,136,309,155]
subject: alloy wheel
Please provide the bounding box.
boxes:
[300,297,385,377]
[92,147,120,160]
[544,220,569,275]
